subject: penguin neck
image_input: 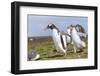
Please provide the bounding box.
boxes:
[52,28,60,35]
[72,28,77,34]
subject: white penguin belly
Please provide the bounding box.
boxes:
[71,30,82,48]
[66,36,71,43]
[52,29,66,52]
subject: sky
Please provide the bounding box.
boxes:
[28,15,88,37]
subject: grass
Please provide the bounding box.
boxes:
[28,36,88,61]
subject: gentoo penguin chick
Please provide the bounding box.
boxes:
[45,23,67,57]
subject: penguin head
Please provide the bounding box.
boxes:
[45,23,60,32]
[66,26,71,34]
[47,23,56,30]
[76,24,85,33]
[69,24,85,34]
[70,24,76,29]
[69,24,76,34]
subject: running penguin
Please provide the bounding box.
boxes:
[44,23,70,57]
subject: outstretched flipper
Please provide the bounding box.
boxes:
[60,32,70,36]
[60,32,72,44]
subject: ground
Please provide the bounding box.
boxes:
[28,36,88,61]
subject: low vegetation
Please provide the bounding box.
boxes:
[28,36,88,60]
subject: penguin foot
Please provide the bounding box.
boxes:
[74,51,77,53]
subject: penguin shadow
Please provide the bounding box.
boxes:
[46,49,64,58]
[76,49,84,53]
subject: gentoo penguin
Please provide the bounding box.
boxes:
[45,23,68,57]
[66,26,73,44]
[76,24,87,41]
[69,24,86,53]
[28,50,40,61]
[76,24,85,33]
[66,25,87,44]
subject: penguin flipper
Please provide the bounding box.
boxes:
[78,32,87,38]
[60,32,70,36]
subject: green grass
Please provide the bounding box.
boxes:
[28,36,88,60]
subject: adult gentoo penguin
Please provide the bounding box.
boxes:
[69,24,87,53]
[45,23,68,57]
[76,24,87,40]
